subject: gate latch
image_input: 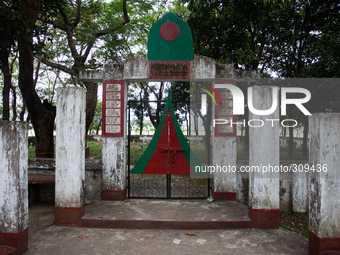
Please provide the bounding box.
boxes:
[160,147,186,162]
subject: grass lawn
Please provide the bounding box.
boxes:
[29,141,308,161]
[28,141,102,159]
[280,211,309,238]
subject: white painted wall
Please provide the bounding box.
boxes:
[213,137,237,193]
[249,86,280,210]
[102,137,126,190]
[309,113,340,238]
[55,87,86,208]
[0,122,28,233]
[292,171,308,212]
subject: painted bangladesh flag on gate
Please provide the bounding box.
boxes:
[129,92,203,175]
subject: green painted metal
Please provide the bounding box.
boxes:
[128,101,167,174]
[167,93,202,173]
[148,12,194,61]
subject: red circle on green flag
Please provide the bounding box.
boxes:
[160,22,180,41]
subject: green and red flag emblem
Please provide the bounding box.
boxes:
[129,92,202,175]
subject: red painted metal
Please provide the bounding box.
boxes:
[28,180,55,184]
[85,147,90,158]
[159,22,180,41]
[309,231,340,255]
[101,190,126,201]
[248,206,280,229]
[55,204,85,227]
[142,108,193,175]
[0,228,28,255]
[213,192,236,201]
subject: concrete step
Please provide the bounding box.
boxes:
[80,199,251,229]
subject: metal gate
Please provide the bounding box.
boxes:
[127,97,211,199]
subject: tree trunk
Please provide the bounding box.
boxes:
[194,114,198,136]
[139,112,143,136]
[244,110,249,160]
[20,101,26,121]
[204,98,212,164]
[288,126,294,160]
[18,41,56,157]
[84,82,98,141]
[288,107,294,160]
[96,118,102,135]
[19,0,56,158]
[1,48,11,120]
[139,91,144,135]
[302,118,308,157]
[11,85,17,120]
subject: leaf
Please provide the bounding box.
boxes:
[173,239,181,244]
[183,232,197,236]
[78,236,88,239]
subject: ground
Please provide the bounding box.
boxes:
[26,203,309,255]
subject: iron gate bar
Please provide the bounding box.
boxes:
[127,101,131,198]
[127,99,211,199]
[128,174,211,199]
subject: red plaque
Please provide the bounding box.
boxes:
[102,80,125,137]
[148,61,192,79]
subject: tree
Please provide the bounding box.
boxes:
[16,0,66,157]
[186,0,340,159]
[187,0,277,71]
[0,1,26,121]
[88,100,102,135]
[35,0,131,139]
[170,81,190,132]
[1,0,153,157]
[267,0,340,158]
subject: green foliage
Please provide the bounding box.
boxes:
[87,141,102,159]
[130,119,153,134]
[28,141,103,158]
[88,100,102,134]
[186,0,340,78]
[0,5,26,55]
[170,81,190,125]
[187,0,277,70]
[91,0,160,65]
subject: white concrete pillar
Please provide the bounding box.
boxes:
[309,113,340,255]
[101,137,126,200]
[249,86,280,229]
[292,171,308,212]
[236,170,249,205]
[55,87,86,226]
[101,79,127,201]
[280,171,292,212]
[213,137,237,200]
[0,121,28,254]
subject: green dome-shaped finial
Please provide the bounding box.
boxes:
[148,12,194,61]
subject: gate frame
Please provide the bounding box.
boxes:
[80,54,259,202]
[126,98,211,199]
